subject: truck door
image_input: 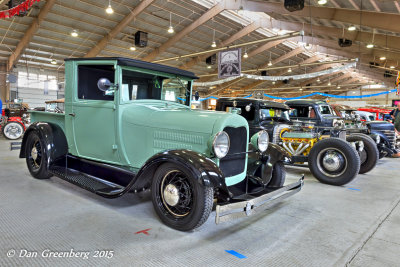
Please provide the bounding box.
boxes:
[70,64,120,164]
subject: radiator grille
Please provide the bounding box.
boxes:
[219,127,247,177]
[379,130,396,149]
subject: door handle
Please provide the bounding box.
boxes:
[68,113,76,117]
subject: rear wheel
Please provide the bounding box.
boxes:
[25,131,52,179]
[2,121,24,140]
[308,138,360,186]
[151,163,213,231]
[347,134,378,174]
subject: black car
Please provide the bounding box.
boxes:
[286,99,397,158]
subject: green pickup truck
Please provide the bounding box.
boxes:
[20,57,303,231]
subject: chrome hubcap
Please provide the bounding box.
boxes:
[31,147,38,161]
[322,152,341,171]
[163,184,180,206]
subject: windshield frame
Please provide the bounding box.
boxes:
[118,65,193,106]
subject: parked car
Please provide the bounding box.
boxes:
[1,102,30,140]
[354,110,376,122]
[19,57,303,231]
[216,98,361,186]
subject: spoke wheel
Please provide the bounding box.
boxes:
[2,122,24,140]
[151,163,213,231]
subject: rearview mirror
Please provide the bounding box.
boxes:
[97,78,113,92]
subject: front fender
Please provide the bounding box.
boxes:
[19,122,68,168]
[133,150,231,200]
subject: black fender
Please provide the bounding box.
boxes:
[19,122,68,167]
[132,149,231,200]
[247,143,289,185]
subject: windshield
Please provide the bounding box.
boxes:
[368,115,375,121]
[260,108,290,121]
[319,105,335,115]
[121,69,191,105]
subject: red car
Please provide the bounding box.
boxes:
[1,102,29,140]
[357,108,391,121]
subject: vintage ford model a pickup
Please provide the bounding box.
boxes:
[20,58,303,231]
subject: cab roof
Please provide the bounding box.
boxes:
[217,97,289,110]
[285,99,328,106]
[64,57,198,80]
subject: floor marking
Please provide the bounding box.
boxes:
[348,188,361,191]
[135,228,151,235]
[225,250,247,259]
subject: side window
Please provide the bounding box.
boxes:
[289,106,312,118]
[78,65,115,101]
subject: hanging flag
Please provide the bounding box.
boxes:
[396,71,400,95]
[0,0,40,20]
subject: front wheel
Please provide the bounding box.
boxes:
[2,121,24,140]
[308,138,360,186]
[347,134,378,174]
[267,161,286,188]
[151,163,213,231]
[25,131,52,179]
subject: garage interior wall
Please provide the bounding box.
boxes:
[9,66,64,108]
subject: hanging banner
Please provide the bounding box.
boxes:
[396,71,400,95]
[195,61,357,87]
[0,0,40,20]
[218,48,241,79]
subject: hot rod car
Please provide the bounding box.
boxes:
[1,102,30,140]
[216,98,361,186]
[19,57,303,231]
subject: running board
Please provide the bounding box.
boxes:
[49,166,125,198]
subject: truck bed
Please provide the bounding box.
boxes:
[29,111,65,131]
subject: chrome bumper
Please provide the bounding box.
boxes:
[215,176,304,224]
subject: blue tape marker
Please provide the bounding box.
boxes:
[225,250,247,259]
[348,188,361,191]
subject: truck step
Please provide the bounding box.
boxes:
[49,166,124,197]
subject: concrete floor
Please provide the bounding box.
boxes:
[0,137,399,267]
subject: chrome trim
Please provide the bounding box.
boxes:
[215,176,304,224]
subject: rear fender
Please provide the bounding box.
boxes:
[133,150,231,200]
[19,122,68,168]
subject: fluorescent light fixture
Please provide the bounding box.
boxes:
[318,0,327,5]
[379,56,386,61]
[348,26,356,31]
[366,44,374,48]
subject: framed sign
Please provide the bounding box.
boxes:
[218,48,241,79]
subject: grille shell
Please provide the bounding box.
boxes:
[219,127,247,177]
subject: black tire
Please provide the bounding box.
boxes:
[347,134,378,174]
[25,131,52,179]
[308,138,360,186]
[267,161,286,187]
[2,121,24,140]
[151,163,213,231]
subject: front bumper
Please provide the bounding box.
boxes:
[215,176,304,224]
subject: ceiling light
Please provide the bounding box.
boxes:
[211,41,216,48]
[267,61,272,66]
[348,26,356,31]
[299,88,303,91]
[207,65,212,69]
[288,67,292,73]
[366,44,374,49]
[317,78,320,82]
[379,56,386,61]
[167,12,174,34]
[130,46,136,51]
[50,59,57,65]
[272,81,276,85]
[106,4,114,14]
[337,86,341,89]
[318,0,327,5]
[328,82,331,86]
[353,92,356,94]
[243,52,248,58]
[390,66,395,69]
[71,30,78,37]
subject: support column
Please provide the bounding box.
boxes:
[0,62,8,102]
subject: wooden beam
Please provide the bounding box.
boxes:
[7,0,56,71]
[143,2,225,62]
[85,0,155,57]
[224,1,400,33]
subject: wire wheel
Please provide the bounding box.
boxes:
[28,140,42,171]
[3,122,24,140]
[160,170,194,218]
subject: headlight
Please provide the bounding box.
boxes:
[258,130,269,152]
[213,131,230,158]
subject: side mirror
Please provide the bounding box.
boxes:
[194,91,200,101]
[97,78,113,92]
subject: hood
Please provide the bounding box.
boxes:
[368,121,395,131]
[121,100,247,134]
